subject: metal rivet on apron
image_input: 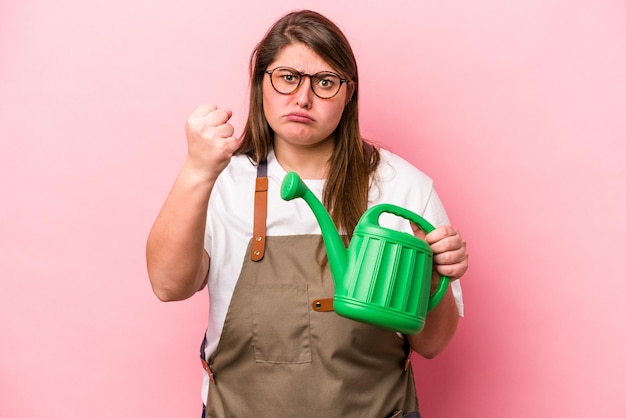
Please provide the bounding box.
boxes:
[315,301,322,308]
[254,250,261,256]
[255,236,262,242]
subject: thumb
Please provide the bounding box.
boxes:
[410,222,427,240]
[224,135,244,154]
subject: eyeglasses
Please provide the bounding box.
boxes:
[265,66,348,99]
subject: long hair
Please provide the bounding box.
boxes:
[236,10,380,239]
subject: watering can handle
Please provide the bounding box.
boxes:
[363,204,450,313]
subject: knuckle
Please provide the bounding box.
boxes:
[437,251,454,265]
[437,264,455,277]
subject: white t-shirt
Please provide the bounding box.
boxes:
[201,148,463,397]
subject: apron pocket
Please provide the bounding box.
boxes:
[252,283,312,364]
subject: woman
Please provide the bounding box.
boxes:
[146,10,468,418]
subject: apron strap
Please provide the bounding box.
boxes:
[251,160,268,262]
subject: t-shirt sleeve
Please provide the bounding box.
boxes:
[423,187,464,317]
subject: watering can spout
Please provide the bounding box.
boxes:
[280,172,347,280]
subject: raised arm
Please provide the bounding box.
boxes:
[146,103,241,301]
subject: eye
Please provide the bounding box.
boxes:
[314,73,340,90]
[275,69,300,85]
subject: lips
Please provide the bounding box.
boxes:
[285,112,314,123]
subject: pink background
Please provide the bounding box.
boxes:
[2,1,625,417]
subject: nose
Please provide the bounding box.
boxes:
[294,75,314,108]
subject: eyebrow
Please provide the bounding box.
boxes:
[274,65,337,74]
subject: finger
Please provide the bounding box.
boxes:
[431,235,465,257]
[223,135,244,154]
[204,108,233,127]
[433,243,469,280]
[435,258,468,280]
[424,225,457,245]
[191,103,218,117]
[433,246,468,267]
[211,123,235,138]
[410,222,427,239]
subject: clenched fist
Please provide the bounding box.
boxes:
[184,103,242,182]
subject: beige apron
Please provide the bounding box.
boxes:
[202,163,418,417]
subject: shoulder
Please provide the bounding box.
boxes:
[369,147,449,230]
[375,148,434,190]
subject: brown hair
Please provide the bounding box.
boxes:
[236,10,380,239]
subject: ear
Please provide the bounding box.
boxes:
[344,81,355,105]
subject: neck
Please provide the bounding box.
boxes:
[274,139,334,180]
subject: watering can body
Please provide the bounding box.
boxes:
[281,172,449,335]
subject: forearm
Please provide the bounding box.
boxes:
[407,276,459,358]
[146,163,214,301]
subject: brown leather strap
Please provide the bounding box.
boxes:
[200,358,216,383]
[251,161,268,262]
[404,353,412,371]
[312,298,334,312]
[403,339,413,371]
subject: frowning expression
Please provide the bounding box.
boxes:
[262,43,351,149]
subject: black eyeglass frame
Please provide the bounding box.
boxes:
[265,66,349,99]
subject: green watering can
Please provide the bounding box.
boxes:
[281,172,450,334]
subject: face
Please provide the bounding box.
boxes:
[263,43,351,151]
